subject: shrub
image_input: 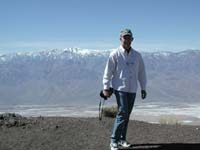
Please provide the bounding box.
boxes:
[159,115,181,125]
[103,106,118,118]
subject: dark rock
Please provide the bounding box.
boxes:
[0,113,30,127]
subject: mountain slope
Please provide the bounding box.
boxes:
[0,48,200,105]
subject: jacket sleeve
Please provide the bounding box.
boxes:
[138,54,147,90]
[102,54,116,90]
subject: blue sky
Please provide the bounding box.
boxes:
[0,0,200,53]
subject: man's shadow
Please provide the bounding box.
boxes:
[119,143,200,150]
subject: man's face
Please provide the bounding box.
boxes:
[120,35,133,50]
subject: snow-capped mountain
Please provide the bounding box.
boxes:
[0,48,200,105]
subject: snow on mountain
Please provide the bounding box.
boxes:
[1,48,199,62]
[0,48,113,63]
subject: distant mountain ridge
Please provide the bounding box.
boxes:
[0,48,200,105]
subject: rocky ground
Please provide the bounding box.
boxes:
[0,113,200,150]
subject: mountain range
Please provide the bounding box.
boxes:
[0,48,200,106]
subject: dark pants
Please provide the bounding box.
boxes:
[111,90,136,143]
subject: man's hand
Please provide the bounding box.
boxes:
[141,90,147,99]
[103,89,112,98]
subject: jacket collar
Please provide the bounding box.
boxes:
[119,45,134,54]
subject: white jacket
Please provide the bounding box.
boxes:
[103,46,147,93]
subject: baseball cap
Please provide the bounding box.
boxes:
[120,29,133,37]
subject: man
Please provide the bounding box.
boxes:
[102,29,147,150]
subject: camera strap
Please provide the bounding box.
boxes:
[99,98,105,121]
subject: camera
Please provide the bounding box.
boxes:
[100,88,114,100]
